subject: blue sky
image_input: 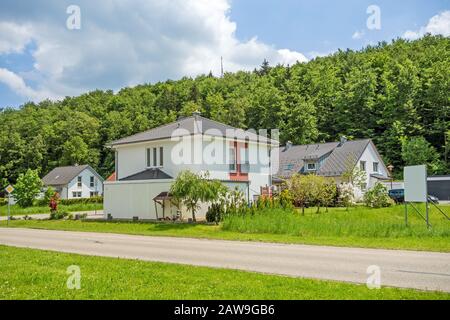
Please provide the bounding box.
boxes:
[0,0,449,108]
[231,0,449,55]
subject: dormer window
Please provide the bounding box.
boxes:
[307,163,316,171]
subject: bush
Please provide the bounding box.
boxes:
[49,211,70,220]
[59,196,103,206]
[277,189,294,210]
[43,187,56,203]
[206,203,224,224]
[35,196,103,207]
[364,183,394,208]
[0,198,7,206]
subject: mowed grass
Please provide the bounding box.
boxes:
[0,245,448,300]
[0,203,103,216]
[222,204,450,251]
[1,205,449,252]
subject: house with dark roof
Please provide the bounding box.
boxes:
[42,165,104,199]
[104,112,278,220]
[276,137,390,192]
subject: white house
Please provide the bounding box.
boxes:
[276,137,390,194]
[42,165,104,199]
[104,112,278,220]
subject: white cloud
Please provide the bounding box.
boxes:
[0,68,54,101]
[277,49,308,64]
[403,11,450,40]
[352,30,365,40]
[0,22,33,54]
[0,0,308,103]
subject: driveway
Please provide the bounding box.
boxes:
[0,228,449,292]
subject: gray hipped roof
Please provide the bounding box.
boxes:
[120,168,173,181]
[277,139,372,178]
[278,142,340,177]
[42,165,101,186]
[317,139,370,176]
[109,114,278,147]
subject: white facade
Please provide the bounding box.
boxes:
[63,168,103,199]
[107,133,273,220]
[356,142,389,190]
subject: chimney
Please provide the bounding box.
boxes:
[339,136,347,146]
[285,141,293,151]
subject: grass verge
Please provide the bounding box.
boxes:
[0,245,448,300]
[0,203,103,216]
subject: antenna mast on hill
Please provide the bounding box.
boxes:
[220,56,224,78]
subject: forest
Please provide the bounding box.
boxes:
[0,35,448,186]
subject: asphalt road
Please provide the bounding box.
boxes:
[0,228,449,292]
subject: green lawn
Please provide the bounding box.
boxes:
[0,245,447,300]
[0,203,103,216]
[1,205,449,252]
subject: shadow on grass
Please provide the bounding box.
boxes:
[82,218,215,232]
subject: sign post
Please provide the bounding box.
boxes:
[5,185,14,226]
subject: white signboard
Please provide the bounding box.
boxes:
[404,165,427,202]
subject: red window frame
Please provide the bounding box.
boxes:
[229,141,249,181]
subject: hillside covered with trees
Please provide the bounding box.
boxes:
[0,35,448,185]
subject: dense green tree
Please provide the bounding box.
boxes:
[401,136,443,174]
[0,36,448,184]
[61,136,99,167]
[13,169,42,207]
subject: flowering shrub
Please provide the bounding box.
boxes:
[338,183,355,208]
[364,183,394,208]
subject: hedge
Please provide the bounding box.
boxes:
[34,196,103,207]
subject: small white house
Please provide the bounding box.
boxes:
[42,165,104,199]
[104,113,278,220]
[276,138,390,194]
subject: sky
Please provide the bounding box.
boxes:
[0,0,449,108]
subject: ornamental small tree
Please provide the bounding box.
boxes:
[170,170,227,222]
[320,178,337,212]
[287,173,311,215]
[13,169,43,208]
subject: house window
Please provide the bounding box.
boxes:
[146,148,151,167]
[146,147,164,168]
[307,163,316,171]
[360,161,366,172]
[373,162,379,173]
[90,176,95,187]
[153,148,157,167]
[72,191,82,198]
[77,176,82,188]
[229,145,237,172]
[90,191,99,197]
[284,164,294,171]
[240,145,250,173]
